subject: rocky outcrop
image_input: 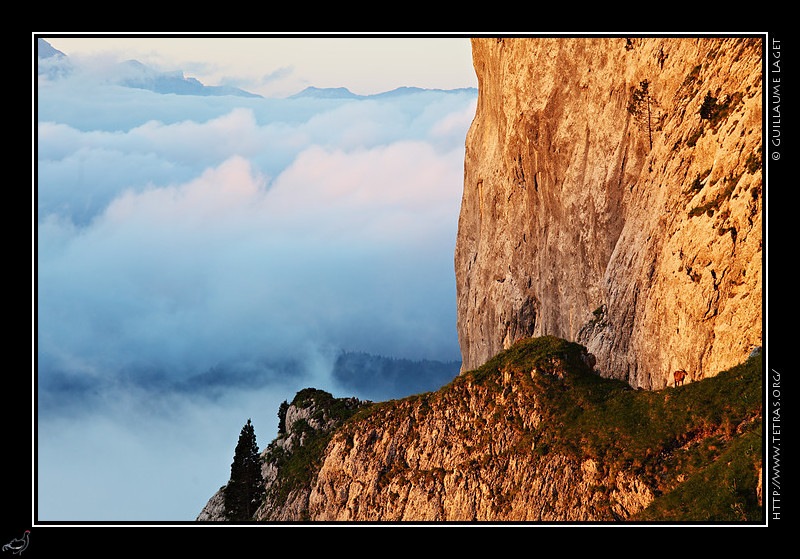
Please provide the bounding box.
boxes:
[196,486,226,521]
[199,337,763,522]
[196,389,371,521]
[249,339,656,521]
[455,37,763,389]
[303,344,653,521]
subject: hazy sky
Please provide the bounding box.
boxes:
[35,34,478,522]
[42,35,477,97]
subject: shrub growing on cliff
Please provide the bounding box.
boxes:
[224,419,265,521]
[698,90,744,128]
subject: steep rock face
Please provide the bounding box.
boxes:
[196,487,226,521]
[455,37,763,388]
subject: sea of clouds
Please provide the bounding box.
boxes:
[35,48,477,521]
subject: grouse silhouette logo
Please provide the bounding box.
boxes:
[2,531,29,555]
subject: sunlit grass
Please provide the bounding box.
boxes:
[263,336,763,522]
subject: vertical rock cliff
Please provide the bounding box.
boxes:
[455,37,763,389]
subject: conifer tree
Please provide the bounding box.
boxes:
[627,79,663,149]
[224,418,265,520]
[277,400,289,435]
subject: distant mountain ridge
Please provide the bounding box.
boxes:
[116,58,262,98]
[37,38,477,101]
[36,38,66,59]
[38,348,461,418]
[289,85,477,100]
[332,351,460,400]
[36,38,71,80]
[36,38,261,98]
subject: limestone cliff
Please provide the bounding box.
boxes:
[455,37,763,389]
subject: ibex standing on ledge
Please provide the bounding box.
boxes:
[673,369,687,387]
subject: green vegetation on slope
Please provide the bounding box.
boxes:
[262,388,371,512]
[261,336,763,522]
[454,336,764,522]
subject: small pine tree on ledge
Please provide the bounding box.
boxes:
[224,418,265,520]
[627,79,663,150]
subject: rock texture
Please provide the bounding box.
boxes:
[199,337,762,522]
[304,353,652,521]
[455,37,763,389]
[197,389,371,521]
[251,340,655,522]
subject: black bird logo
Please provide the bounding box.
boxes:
[2,531,29,555]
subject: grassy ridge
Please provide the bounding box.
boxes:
[263,336,763,522]
[455,336,764,522]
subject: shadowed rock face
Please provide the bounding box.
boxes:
[455,37,763,388]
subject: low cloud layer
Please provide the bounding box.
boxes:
[37,101,473,387]
[35,44,476,520]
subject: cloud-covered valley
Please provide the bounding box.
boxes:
[35,41,476,520]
